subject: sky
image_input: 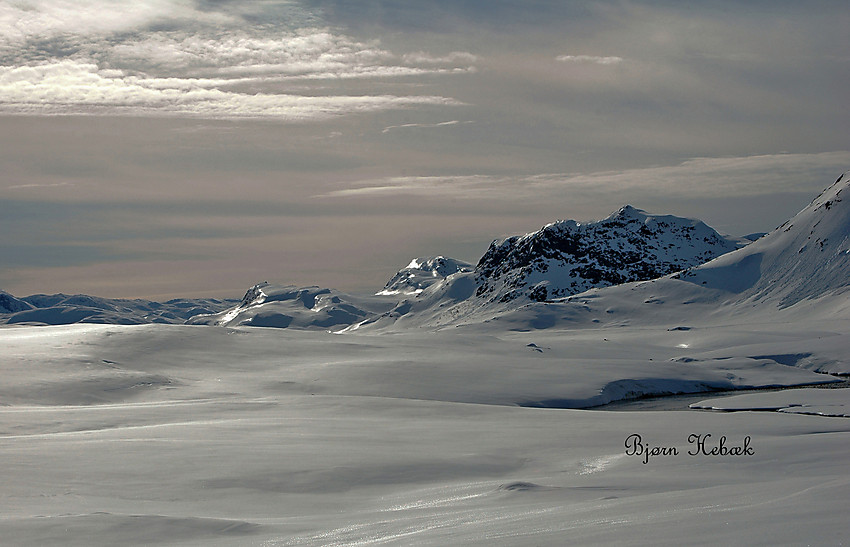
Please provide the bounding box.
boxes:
[1,0,848,299]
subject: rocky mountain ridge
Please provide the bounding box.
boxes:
[473,205,747,303]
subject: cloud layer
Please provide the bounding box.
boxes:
[556,55,624,65]
[322,152,850,202]
[0,59,460,119]
[0,1,474,119]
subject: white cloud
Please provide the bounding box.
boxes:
[107,32,477,80]
[319,175,506,198]
[382,120,472,133]
[0,2,475,120]
[320,152,850,200]
[6,181,74,190]
[0,1,476,120]
[0,60,461,119]
[402,51,478,65]
[0,0,232,48]
[111,32,386,75]
[556,55,624,65]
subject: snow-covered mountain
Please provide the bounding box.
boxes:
[0,206,749,330]
[0,293,236,325]
[474,205,747,303]
[352,206,749,330]
[377,256,474,296]
[188,282,396,329]
[482,171,850,333]
[0,291,33,313]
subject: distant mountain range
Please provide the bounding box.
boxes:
[3,172,848,329]
[0,292,236,325]
[346,205,760,330]
[157,205,749,330]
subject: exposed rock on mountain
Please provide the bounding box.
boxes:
[474,205,747,303]
[485,171,850,333]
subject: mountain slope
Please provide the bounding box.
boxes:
[0,291,33,313]
[675,172,850,307]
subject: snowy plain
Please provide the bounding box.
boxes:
[2,174,850,545]
[2,322,849,546]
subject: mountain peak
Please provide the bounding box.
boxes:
[472,207,746,304]
[380,256,474,296]
[611,204,645,219]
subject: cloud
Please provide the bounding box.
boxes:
[319,175,511,198]
[6,181,74,190]
[109,32,476,79]
[0,2,475,120]
[0,0,233,49]
[556,55,624,65]
[382,120,472,133]
[0,59,460,119]
[402,51,478,65]
[319,152,850,201]
[297,0,594,32]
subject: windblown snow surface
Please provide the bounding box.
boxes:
[1,174,850,546]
